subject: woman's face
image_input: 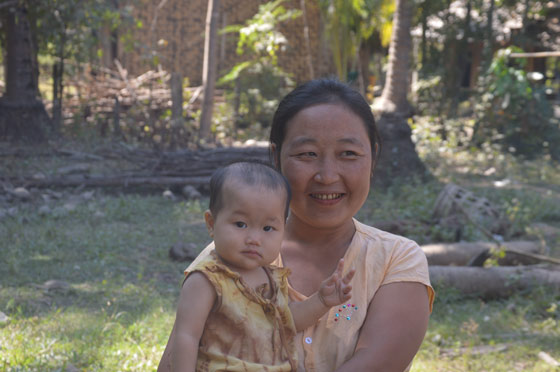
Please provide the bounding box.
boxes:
[278,103,373,230]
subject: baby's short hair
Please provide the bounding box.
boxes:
[208,161,291,219]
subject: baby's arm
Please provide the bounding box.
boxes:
[289,259,355,332]
[172,272,216,372]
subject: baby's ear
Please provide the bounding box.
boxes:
[204,210,215,237]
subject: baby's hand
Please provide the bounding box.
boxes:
[317,259,355,308]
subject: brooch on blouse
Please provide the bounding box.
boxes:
[334,303,358,321]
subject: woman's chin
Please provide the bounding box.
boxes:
[296,211,355,231]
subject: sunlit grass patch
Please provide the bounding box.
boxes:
[412,286,560,372]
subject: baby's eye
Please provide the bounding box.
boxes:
[235,221,247,228]
[263,226,274,232]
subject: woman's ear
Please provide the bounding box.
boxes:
[371,143,379,178]
[204,210,215,237]
[270,143,280,170]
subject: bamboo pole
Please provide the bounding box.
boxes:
[509,51,560,58]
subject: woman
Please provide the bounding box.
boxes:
[159,78,434,372]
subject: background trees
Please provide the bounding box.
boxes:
[0,0,132,142]
[0,2,49,142]
[0,0,558,161]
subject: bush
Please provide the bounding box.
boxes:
[473,47,560,160]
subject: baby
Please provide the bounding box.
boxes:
[171,161,354,372]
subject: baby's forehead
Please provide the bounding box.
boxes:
[222,176,284,196]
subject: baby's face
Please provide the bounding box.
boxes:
[206,180,287,275]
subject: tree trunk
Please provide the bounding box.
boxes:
[300,0,314,80]
[422,241,544,266]
[371,0,429,186]
[429,265,560,299]
[0,4,49,142]
[199,0,220,141]
[375,0,413,114]
[482,0,495,72]
[52,31,65,133]
[420,5,427,69]
[372,112,429,186]
[170,72,183,149]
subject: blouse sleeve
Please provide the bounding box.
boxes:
[382,240,435,312]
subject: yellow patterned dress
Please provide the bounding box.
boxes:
[186,251,297,371]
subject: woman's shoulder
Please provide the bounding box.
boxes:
[351,219,434,309]
[353,219,419,250]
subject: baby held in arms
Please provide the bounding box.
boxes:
[170,161,355,372]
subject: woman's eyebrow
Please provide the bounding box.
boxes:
[338,137,366,147]
[289,137,317,147]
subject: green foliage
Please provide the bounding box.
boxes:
[33,1,135,65]
[473,47,560,160]
[319,0,394,80]
[220,0,300,85]
[219,0,297,133]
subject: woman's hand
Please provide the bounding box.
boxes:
[317,258,355,308]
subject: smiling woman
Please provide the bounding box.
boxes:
[158,79,434,372]
[276,103,373,232]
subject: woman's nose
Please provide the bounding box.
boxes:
[313,157,340,184]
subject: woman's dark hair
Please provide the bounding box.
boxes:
[208,161,291,220]
[269,78,381,170]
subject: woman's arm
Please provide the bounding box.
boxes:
[335,282,430,372]
[168,272,216,372]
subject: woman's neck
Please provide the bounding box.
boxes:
[280,215,356,296]
[283,214,356,257]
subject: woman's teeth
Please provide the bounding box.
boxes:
[312,193,342,200]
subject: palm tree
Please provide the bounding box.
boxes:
[199,0,220,142]
[372,0,430,186]
[374,0,413,114]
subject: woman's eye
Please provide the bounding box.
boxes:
[296,151,317,158]
[235,221,247,228]
[341,150,358,157]
[263,226,274,232]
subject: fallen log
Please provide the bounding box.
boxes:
[422,241,544,266]
[12,174,210,189]
[440,343,509,358]
[429,265,560,299]
[2,146,270,190]
[538,351,560,367]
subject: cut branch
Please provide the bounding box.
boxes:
[3,146,270,190]
[14,174,210,188]
[510,51,560,58]
[429,265,560,298]
[422,241,545,266]
[0,0,17,10]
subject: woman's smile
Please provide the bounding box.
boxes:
[310,193,344,201]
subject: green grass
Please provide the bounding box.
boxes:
[1,134,560,371]
[1,196,209,371]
